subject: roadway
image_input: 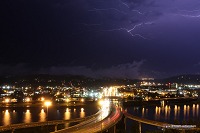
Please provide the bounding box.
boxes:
[123,110,199,130]
[123,110,172,128]
[54,106,122,133]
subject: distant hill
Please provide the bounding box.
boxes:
[0,74,139,88]
[161,74,200,84]
[1,74,200,87]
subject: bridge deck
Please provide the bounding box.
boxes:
[123,111,200,130]
[54,106,122,133]
[123,111,171,128]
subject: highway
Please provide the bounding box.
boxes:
[54,100,122,133]
[123,110,199,130]
[123,110,172,128]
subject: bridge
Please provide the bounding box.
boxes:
[123,110,172,128]
[123,110,199,133]
[53,106,122,133]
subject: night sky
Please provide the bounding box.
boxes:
[1,0,200,79]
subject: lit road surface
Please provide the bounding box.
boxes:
[55,100,122,133]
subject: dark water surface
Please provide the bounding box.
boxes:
[125,103,200,132]
[0,102,99,126]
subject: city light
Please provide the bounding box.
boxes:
[81,98,84,102]
[66,98,70,102]
[44,101,52,122]
[4,98,10,103]
[44,101,52,107]
[41,97,45,101]
[25,97,31,102]
[99,99,110,109]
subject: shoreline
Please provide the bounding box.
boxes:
[123,97,199,107]
[0,101,98,108]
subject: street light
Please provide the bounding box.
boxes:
[44,101,52,121]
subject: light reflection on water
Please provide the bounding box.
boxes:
[0,105,97,126]
[24,110,31,123]
[142,107,145,118]
[39,109,46,122]
[80,108,85,118]
[64,108,71,120]
[3,110,11,126]
[128,103,200,123]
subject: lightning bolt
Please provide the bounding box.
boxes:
[82,1,154,40]
[131,34,147,39]
[96,22,153,39]
[118,0,155,19]
[179,14,200,18]
[118,0,145,15]
[127,23,143,32]
[132,10,144,15]
[176,9,200,18]
[144,22,154,25]
[119,0,130,8]
[179,9,200,13]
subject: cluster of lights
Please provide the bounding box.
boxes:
[44,101,52,107]
[99,99,110,108]
[3,98,10,103]
[2,86,11,89]
[41,97,45,101]
[102,86,120,97]
[80,98,84,102]
[24,97,31,102]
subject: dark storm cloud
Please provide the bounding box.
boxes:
[39,61,144,79]
[1,0,200,78]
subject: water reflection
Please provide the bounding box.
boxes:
[187,105,190,117]
[128,104,200,124]
[64,108,71,120]
[3,110,11,126]
[144,109,148,117]
[80,108,85,118]
[161,105,164,113]
[164,105,168,120]
[161,100,165,107]
[174,105,177,119]
[12,110,17,123]
[39,109,46,122]
[24,110,31,123]
[178,106,180,118]
[184,105,186,120]
[0,104,99,126]
[142,107,145,118]
[197,104,199,117]
[193,104,195,117]
[155,106,160,120]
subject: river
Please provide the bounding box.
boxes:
[0,102,99,126]
[125,102,200,132]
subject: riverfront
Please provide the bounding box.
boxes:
[0,101,99,126]
[123,98,200,133]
